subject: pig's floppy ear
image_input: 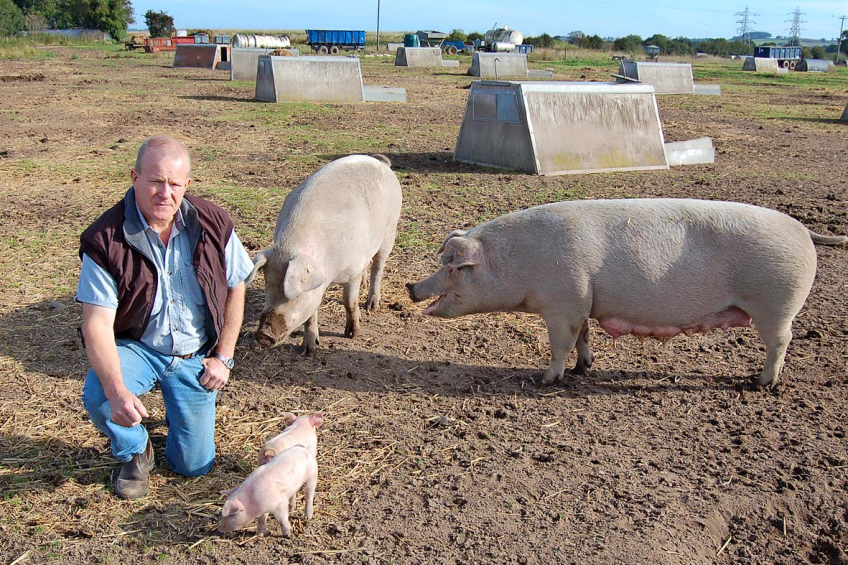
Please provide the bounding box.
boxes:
[219,487,239,497]
[310,412,325,427]
[442,237,480,269]
[246,249,271,286]
[283,255,325,299]
[281,412,297,426]
[221,499,244,517]
[437,229,468,255]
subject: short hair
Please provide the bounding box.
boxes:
[134,135,191,175]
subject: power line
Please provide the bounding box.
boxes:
[836,15,847,64]
[734,5,759,44]
[786,6,805,46]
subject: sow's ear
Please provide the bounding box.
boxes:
[437,229,468,255]
[441,236,480,269]
[246,249,271,286]
[283,255,325,299]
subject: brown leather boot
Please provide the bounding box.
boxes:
[115,440,154,499]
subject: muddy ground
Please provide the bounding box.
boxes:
[0,47,847,564]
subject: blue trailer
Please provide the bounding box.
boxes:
[754,45,802,69]
[441,40,472,55]
[306,29,366,55]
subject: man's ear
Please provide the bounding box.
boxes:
[283,255,325,299]
[246,249,271,286]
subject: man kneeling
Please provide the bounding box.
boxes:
[77,135,252,498]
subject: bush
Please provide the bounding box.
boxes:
[810,46,826,59]
[447,28,466,42]
[0,0,25,36]
[144,9,173,38]
[467,31,482,42]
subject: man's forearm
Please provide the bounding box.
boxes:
[215,282,245,358]
[81,305,126,398]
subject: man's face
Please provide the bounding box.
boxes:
[131,151,191,229]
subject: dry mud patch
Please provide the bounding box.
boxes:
[0,52,846,564]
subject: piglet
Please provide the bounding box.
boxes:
[219,446,317,537]
[258,412,324,465]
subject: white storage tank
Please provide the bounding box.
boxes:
[484,26,524,46]
[232,34,291,49]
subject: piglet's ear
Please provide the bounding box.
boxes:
[283,255,325,299]
[219,487,238,497]
[310,413,325,428]
[246,249,271,286]
[281,412,297,426]
[262,448,277,462]
[221,499,244,517]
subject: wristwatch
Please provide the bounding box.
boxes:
[214,354,235,370]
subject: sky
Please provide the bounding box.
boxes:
[129,1,848,41]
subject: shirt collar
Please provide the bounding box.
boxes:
[135,200,185,237]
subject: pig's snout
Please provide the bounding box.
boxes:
[255,330,277,348]
[406,282,421,302]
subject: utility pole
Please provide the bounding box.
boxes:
[837,15,847,64]
[734,6,759,45]
[376,0,381,52]
[785,6,805,46]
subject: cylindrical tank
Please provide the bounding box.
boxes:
[484,27,523,46]
[796,59,830,72]
[490,42,516,52]
[403,33,420,47]
[231,34,290,49]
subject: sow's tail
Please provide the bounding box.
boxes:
[808,229,848,245]
[371,154,392,168]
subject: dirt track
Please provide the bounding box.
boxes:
[0,48,846,564]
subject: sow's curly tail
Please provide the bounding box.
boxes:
[371,154,392,168]
[808,229,848,245]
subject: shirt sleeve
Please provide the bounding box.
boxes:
[225,230,255,288]
[76,253,119,308]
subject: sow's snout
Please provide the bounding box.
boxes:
[405,282,421,302]
[255,311,287,347]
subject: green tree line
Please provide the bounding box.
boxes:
[1,0,133,40]
[447,27,848,59]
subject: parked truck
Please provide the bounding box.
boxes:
[306,30,366,54]
[754,46,802,70]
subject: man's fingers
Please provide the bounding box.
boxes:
[134,397,149,419]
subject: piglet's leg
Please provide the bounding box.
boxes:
[541,314,582,385]
[258,512,268,536]
[273,499,292,538]
[303,311,320,355]
[304,471,317,520]
[289,493,297,513]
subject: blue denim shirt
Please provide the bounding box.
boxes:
[77,202,253,356]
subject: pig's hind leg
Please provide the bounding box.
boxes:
[272,499,292,537]
[573,320,594,374]
[753,317,793,388]
[342,279,362,338]
[541,314,584,385]
[303,469,317,520]
[303,311,320,354]
[365,227,396,312]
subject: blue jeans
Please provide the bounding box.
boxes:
[82,339,217,477]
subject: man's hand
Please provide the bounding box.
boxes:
[200,357,230,391]
[108,387,149,427]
